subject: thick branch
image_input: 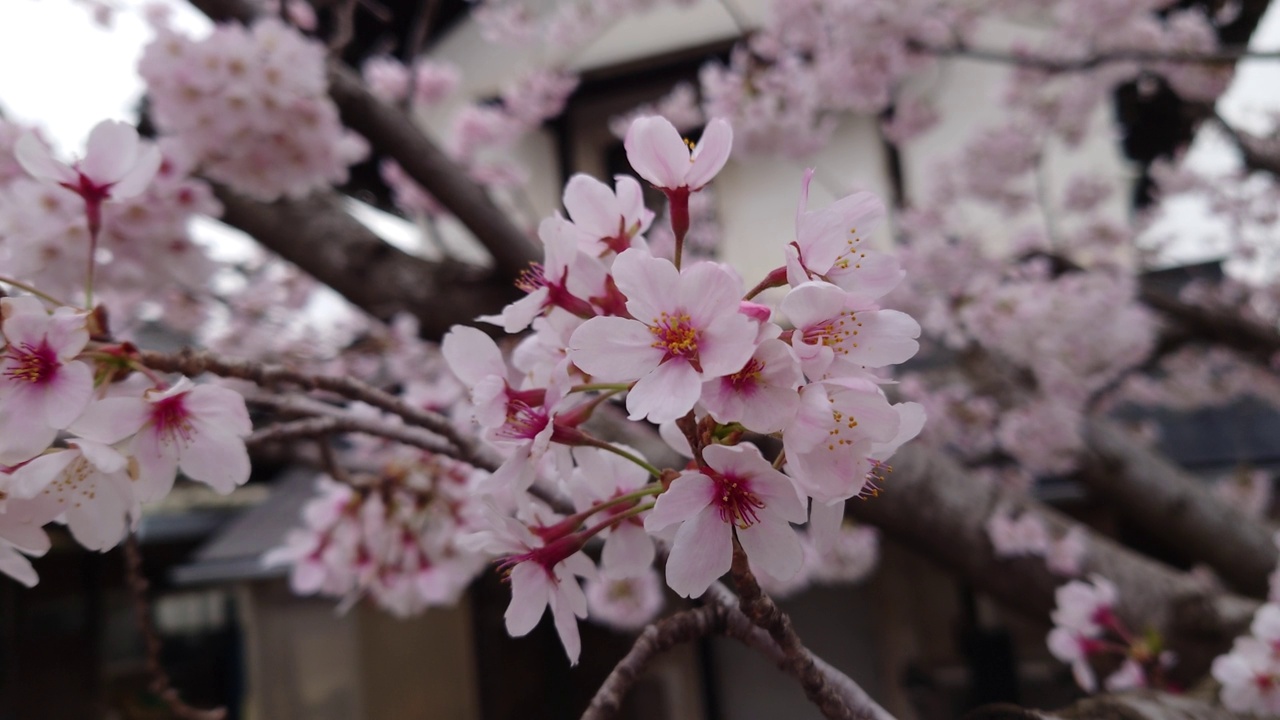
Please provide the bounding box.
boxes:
[186,0,540,279]
[1137,281,1280,367]
[731,543,865,720]
[1079,417,1278,597]
[213,186,516,339]
[968,690,1236,720]
[847,443,1258,681]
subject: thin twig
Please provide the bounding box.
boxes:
[123,534,228,720]
[134,347,494,471]
[580,605,728,719]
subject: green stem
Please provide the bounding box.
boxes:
[570,382,632,393]
[0,276,71,307]
[581,502,657,540]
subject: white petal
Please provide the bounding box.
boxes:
[664,507,731,598]
[505,562,551,637]
[737,518,803,582]
[626,359,701,423]
[80,120,141,185]
[645,472,714,532]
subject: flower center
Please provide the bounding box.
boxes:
[726,358,765,392]
[802,312,861,354]
[152,393,196,444]
[515,263,548,294]
[649,312,700,361]
[497,399,549,441]
[4,342,59,385]
[711,471,766,529]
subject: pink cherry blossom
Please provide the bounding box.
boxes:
[0,297,94,465]
[70,378,252,500]
[561,173,654,256]
[569,249,757,423]
[15,120,162,205]
[645,443,806,598]
[8,440,137,552]
[623,116,732,193]
[700,338,803,433]
[584,568,665,632]
[781,280,920,379]
[568,446,655,578]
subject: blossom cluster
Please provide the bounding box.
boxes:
[1047,575,1172,693]
[138,17,368,202]
[425,115,922,662]
[265,458,489,617]
[1213,604,1280,714]
[0,120,253,587]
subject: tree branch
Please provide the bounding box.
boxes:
[185,0,540,279]
[847,443,1258,681]
[730,542,865,720]
[1079,417,1278,597]
[580,605,728,720]
[212,186,516,339]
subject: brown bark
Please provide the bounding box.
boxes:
[968,690,1236,720]
[1079,417,1278,597]
[214,186,517,338]
[846,443,1258,681]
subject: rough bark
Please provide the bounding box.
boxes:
[214,186,517,338]
[847,443,1258,681]
[1079,417,1278,597]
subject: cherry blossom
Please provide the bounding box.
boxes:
[569,249,757,423]
[623,116,732,193]
[645,443,806,598]
[0,297,94,465]
[15,120,162,214]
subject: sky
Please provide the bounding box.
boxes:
[2,0,1280,268]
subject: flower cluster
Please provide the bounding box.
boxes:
[1213,604,1280,715]
[1047,575,1172,692]
[0,296,253,584]
[429,115,922,662]
[265,457,489,617]
[138,17,368,202]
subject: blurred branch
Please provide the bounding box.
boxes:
[847,443,1258,681]
[186,0,540,279]
[968,690,1236,720]
[212,185,518,339]
[124,534,228,720]
[1079,417,1278,597]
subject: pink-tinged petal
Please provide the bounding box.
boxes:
[696,314,758,377]
[645,471,715,532]
[780,281,849,331]
[0,506,52,553]
[785,383,834,452]
[45,310,90,360]
[749,472,808,524]
[870,402,925,461]
[65,474,132,551]
[602,524,655,578]
[0,400,57,465]
[39,360,94,429]
[569,316,663,381]
[808,499,845,553]
[107,144,162,199]
[13,133,76,185]
[828,251,904,305]
[665,508,732,598]
[489,289,547,334]
[737,518,803,582]
[8,450,76,499]
[627,359,701,423]
[677,261,743,327]
[184,385,252,437]
[505,562,551,636]
[80,120,140,185]
[624,116,690,190]
[549,590,583,665]
[684,118,733,190]
[291,561,327,594]
[179,427,251,493]
[441,325,507,386]
[740,386,802,435]
[0,545,38,587]
[130,427,181,503]
[68,396,151,443]
[614,175,650,231]
[563,174,621,238]
[612,248,679,323]
[844,310,920,368]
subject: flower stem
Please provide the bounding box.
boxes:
[570,382,632,393]
[581,502,656,539]
[0,276,70,307]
